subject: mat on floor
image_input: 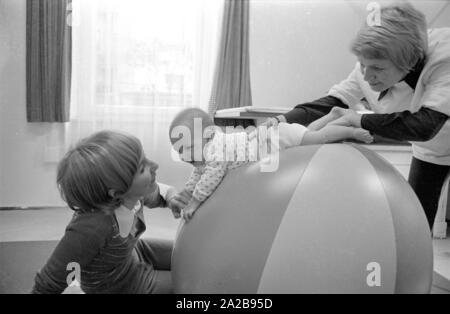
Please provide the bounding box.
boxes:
[1,240,449,294]
[0,240,58,294]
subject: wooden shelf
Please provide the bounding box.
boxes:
[215,106,289,119]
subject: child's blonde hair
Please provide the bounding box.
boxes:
[57,130,143,213]
[351,1,427,72]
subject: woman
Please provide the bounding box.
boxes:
[32,130,191,293]
[266,2,450,229]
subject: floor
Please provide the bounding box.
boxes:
[1,207,449,293]
[432,236,450,293]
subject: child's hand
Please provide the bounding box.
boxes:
[182,198,201,222]
[167,189,192,219]
[261,116,281,128]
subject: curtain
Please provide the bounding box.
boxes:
[64,0,223,187]
[208,0,253,127]
[26,0,72,122]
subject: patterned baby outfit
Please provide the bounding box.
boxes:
[185,122,307,202]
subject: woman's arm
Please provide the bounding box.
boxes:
[283,96,348,125]
[361,107,448,141]
[361,61,450,141]
[32,214,111,294]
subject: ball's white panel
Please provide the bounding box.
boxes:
[351,144,433,293]
[257,144,397,293]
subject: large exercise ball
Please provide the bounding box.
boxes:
[172,144,433,294]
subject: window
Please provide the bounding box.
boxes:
[71,0,221,121]
[94,1,194,109]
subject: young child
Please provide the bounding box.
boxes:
[32,130,188,294]
[169,107,373,221]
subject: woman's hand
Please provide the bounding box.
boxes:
[329,110,362,128]
[166,188,192,218]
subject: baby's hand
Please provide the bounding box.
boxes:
[248,122,277,142]
[262,116,281,128]
[182,206,197,221]
[182,198,202,222]
[167,189,192,219]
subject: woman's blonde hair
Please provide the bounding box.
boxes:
[57,130,143,213]
[351,1,428,72]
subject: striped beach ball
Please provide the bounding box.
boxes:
[172,144,433,293]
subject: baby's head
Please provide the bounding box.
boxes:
[57,130,145,213]
[169,108,215,165]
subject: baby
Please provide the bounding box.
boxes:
[169,107,372,221]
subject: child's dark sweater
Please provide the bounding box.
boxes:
[32,196,166,294]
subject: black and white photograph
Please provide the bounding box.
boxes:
[0,0,449,297]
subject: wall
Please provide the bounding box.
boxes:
[249,0,450,108]
[0,0,65,207]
